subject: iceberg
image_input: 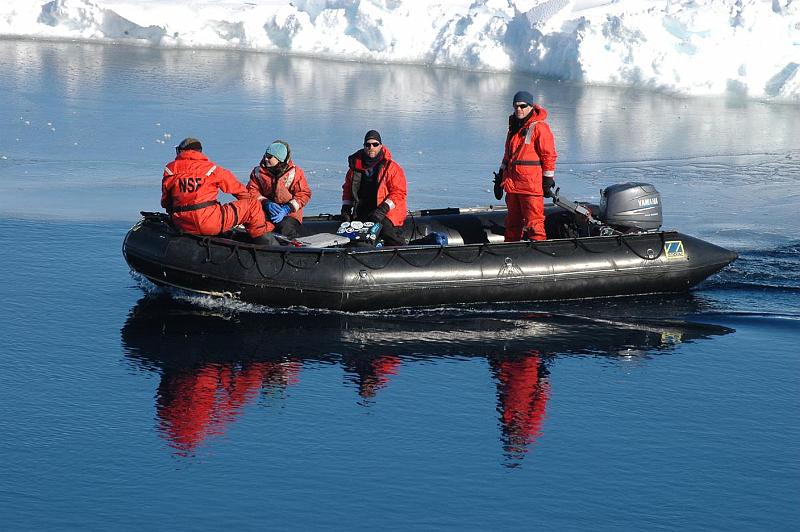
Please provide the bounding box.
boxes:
[1,0,797,101]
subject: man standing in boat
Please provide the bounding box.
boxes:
[340,130,408,246]
[494,91,558,241]
[161,137,275,244]
[247,140,312,240]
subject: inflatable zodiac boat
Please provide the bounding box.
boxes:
[122,183,738,311]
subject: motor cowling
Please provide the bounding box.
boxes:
[599,182,662,232]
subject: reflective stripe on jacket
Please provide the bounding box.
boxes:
[246,162,312,222]
[342,145,408,227]
[500,105,557,196]
[161,150,251,234]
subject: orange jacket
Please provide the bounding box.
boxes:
[501,105,557,196]
[342,146,408,227]
[246,162,312,222]
[161,150,252,234]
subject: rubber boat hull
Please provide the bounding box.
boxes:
[122,208,738,311]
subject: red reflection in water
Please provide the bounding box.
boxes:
[156,360,301,455]
[359,355,401,398]
[491,352,551,463]
[342,355,402,399]
[154,353,548,462]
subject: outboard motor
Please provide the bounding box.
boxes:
[599,182,662,232]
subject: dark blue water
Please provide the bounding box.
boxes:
[1,41,799,531]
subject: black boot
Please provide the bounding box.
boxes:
[251,232,279,246]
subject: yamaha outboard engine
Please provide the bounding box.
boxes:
[599,182,662,232]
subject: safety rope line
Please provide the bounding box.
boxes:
[235,246,256,270]
[619,233,666,261]
[572,237,607,254]
[200,238,236,265]
[480,244,511,257]
[441,245,485,264]
[483,242,557,259]
[525,240,559,257]
[407,213,421,241]
[395,246,444,268]
[556,239,582,257]
[347,248,400,270]
[251,248,324,278]
[253,250,287,279]
[193,223,665,278]
[198,233,326,276]
[283,250,324,269]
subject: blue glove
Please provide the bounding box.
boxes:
[268,202,291,223]
[266,201,281,218]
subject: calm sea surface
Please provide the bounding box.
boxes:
[1,40,798,531]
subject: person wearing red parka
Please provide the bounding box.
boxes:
[340,130,408,246]
[495,91,558,241]
[161,137,273,244]
[246,140,312,240]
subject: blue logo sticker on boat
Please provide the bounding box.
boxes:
[664,240,685,260]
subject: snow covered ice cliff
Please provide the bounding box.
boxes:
[1,0,798,101]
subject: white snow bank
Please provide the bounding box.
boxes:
[1,0,798,101]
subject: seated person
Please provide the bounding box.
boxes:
[247,140,312,240]
[161,137,275,244]
[340,130,408,246]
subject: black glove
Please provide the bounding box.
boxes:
[542,176,555,198]
[368,203,390,223]
[493,171,504,200]
[340,205,352,222]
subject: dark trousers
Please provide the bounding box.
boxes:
[275,217,304,239]
[379,221,406,246]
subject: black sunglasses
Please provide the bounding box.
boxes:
[514,103,530,109]
[364,141,381,148]
[259,153,275,168]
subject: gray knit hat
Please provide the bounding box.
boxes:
[512,91,534,106]
[176,137,202,152]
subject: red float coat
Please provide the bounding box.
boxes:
[500,105,557,196]
[161,150,267,238]
[342,146,408,228]
[246,162,312,222]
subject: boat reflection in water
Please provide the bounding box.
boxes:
[121,295,733,461]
